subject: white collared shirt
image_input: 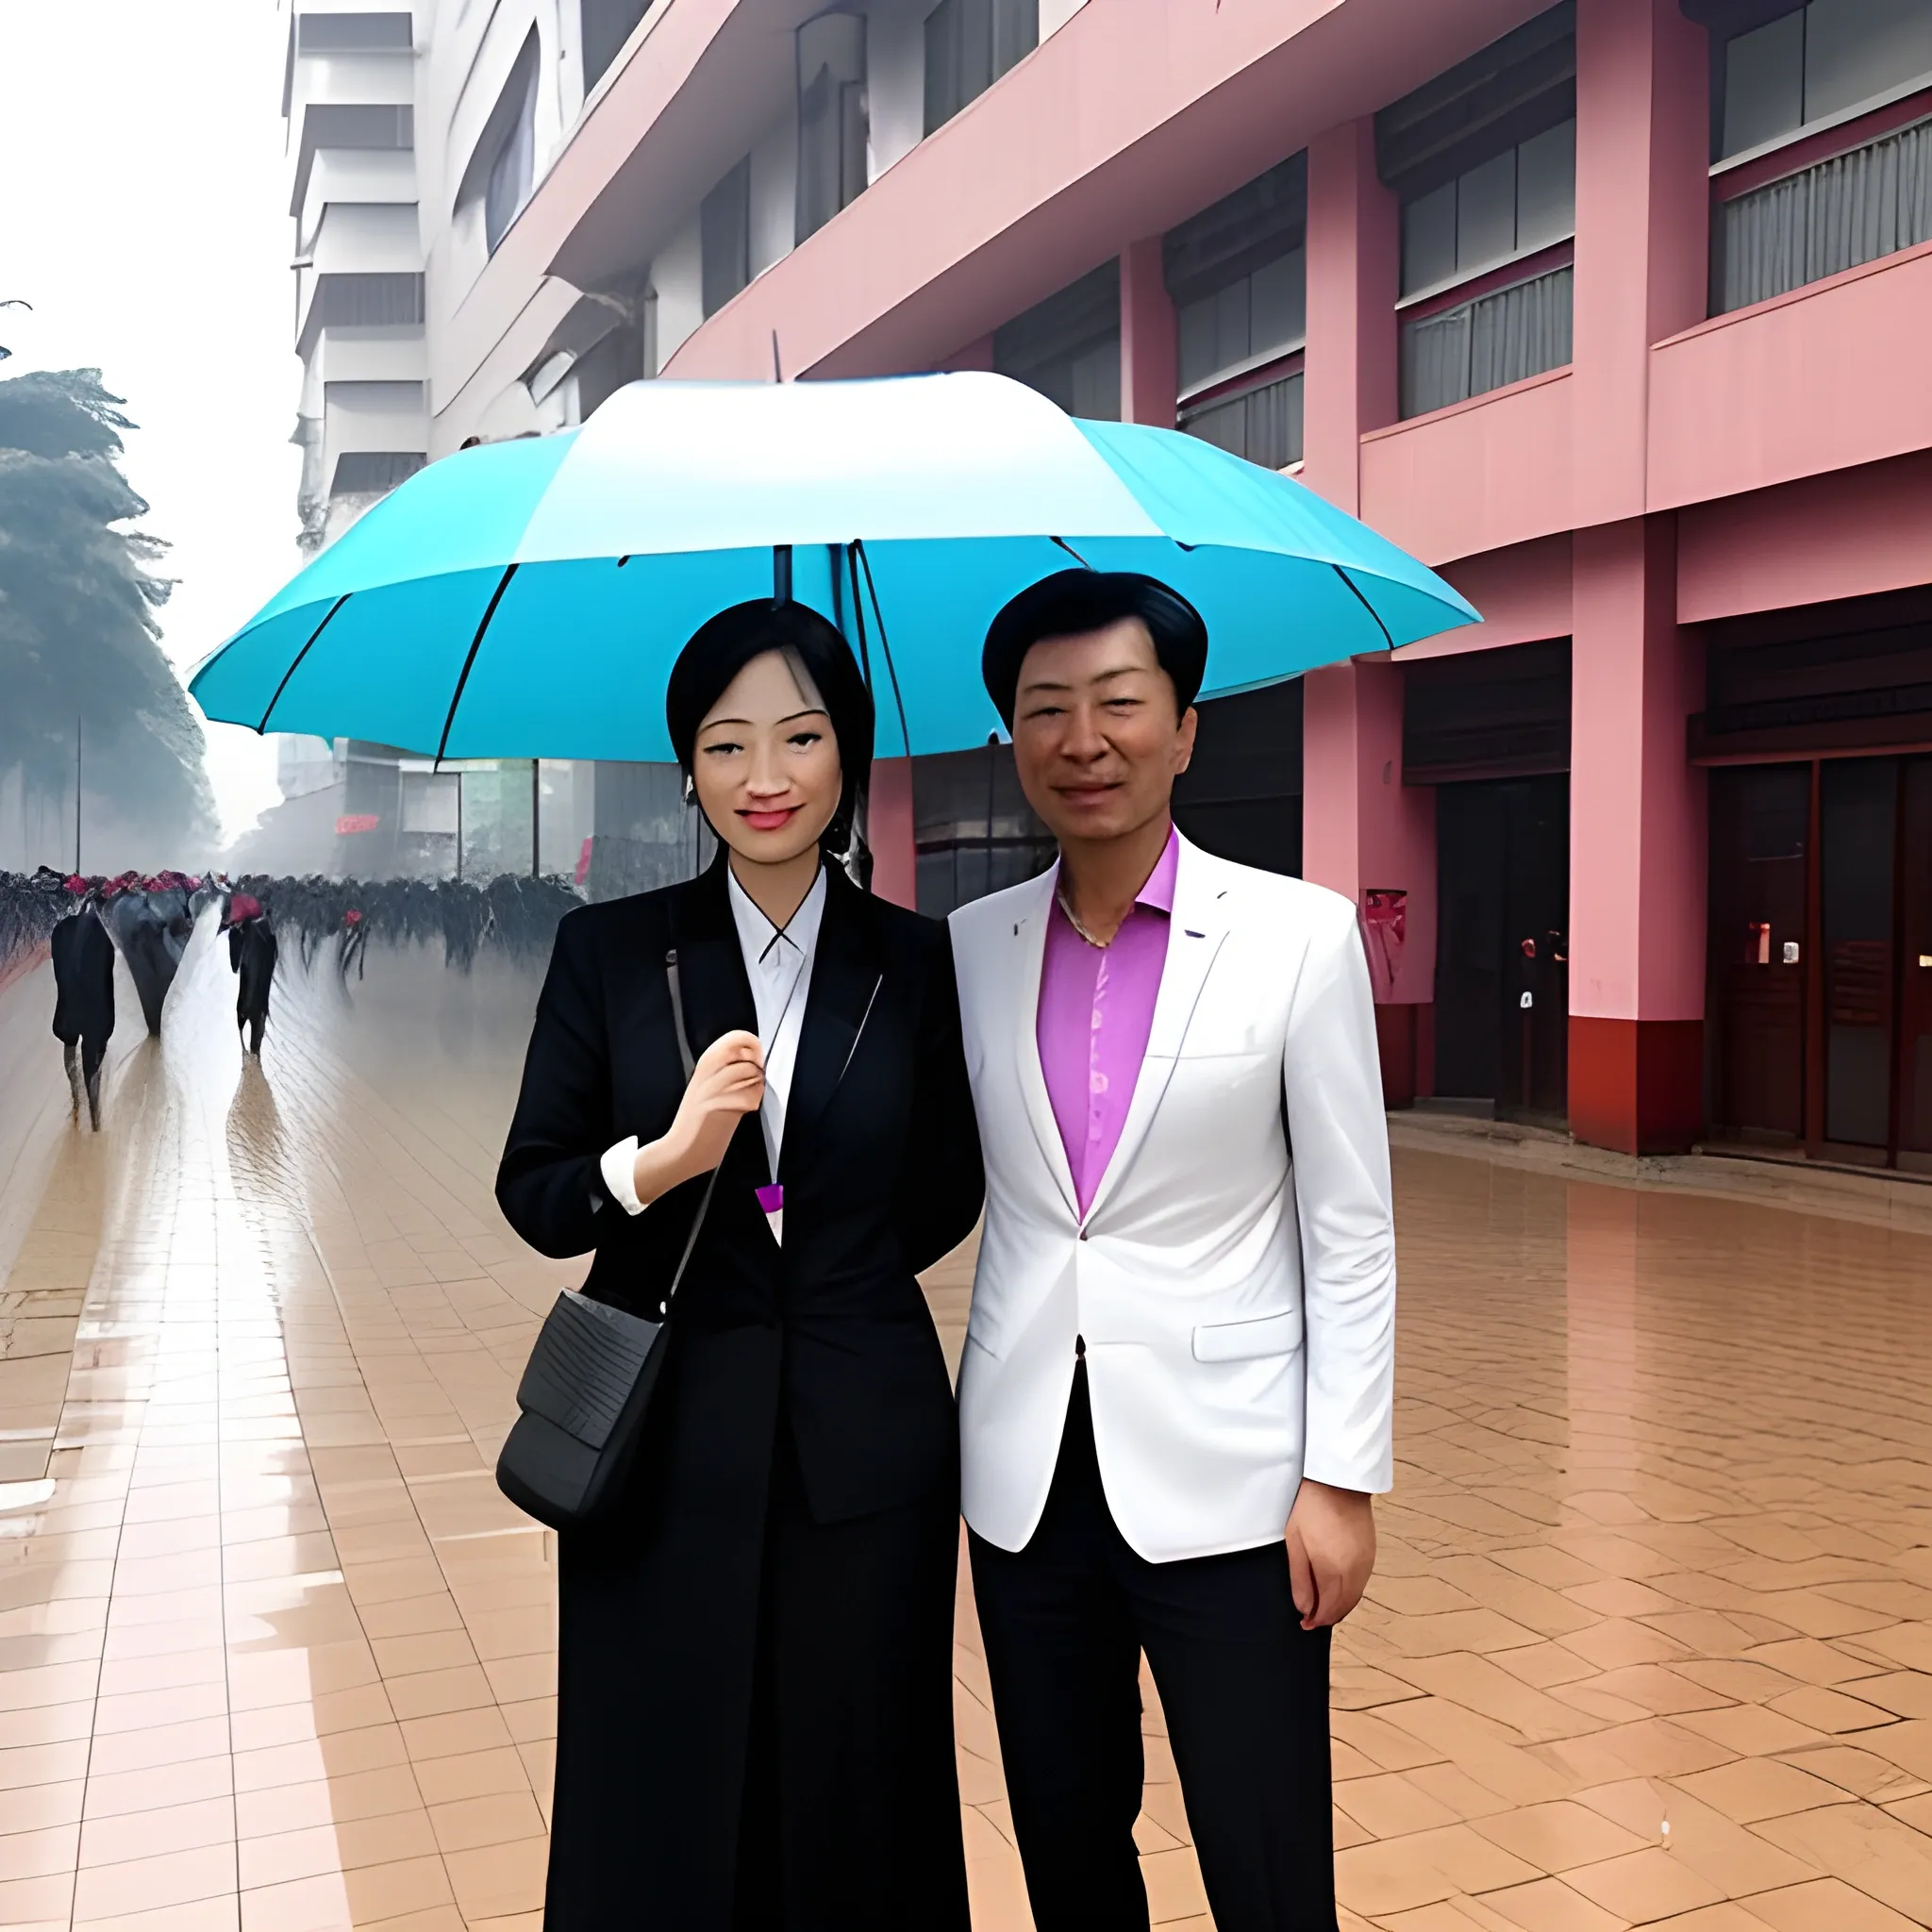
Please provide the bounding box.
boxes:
[599,866,825,1215]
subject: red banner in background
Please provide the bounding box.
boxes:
[1363,889,1407,991]
[335,814,379,835]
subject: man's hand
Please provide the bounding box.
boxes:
[1285,1479,1376,1630]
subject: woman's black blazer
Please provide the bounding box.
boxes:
[496,858,985,1524]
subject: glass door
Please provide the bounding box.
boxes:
[1821,758,1899,1155]
[1897,758,1932,1171]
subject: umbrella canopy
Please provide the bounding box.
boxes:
[191,374,1477,760]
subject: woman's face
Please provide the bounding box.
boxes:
[691,648,843,867]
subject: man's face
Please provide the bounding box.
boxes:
[1009,618,1197,847]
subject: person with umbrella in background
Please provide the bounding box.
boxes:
[49,874,115,1130]
[496,598,984,1930]
[225,891,277,1058]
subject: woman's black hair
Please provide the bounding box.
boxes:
[666,600,875,858]
[982,569,1208,728]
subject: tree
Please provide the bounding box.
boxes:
[0,369,214,857]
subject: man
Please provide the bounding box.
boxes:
[948,572,1394,1932]
[50,880,116,1131]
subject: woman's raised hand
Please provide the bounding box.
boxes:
[674,1030,766,1173]
[631,1029,765,1208]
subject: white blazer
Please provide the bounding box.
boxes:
[948,835,1395,1564]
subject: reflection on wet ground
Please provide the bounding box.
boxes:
[0,911,1927,1930]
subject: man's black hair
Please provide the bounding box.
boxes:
[981,570,1208,728]
[666,599,875,856]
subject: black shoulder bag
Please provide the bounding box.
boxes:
[495,948,720,1532]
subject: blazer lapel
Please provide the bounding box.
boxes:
[1083,839,1229,1224]
[779,869,883,1179]
[1010,865,1080,1221]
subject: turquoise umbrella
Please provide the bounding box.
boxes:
[190,374,1477,759]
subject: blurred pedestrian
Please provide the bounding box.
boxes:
[225,892,277,1058]
[50,878,115,1130]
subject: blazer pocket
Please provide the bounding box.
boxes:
[1191,1308,1302,1363]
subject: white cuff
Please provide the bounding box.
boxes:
[599,1137,645,1216]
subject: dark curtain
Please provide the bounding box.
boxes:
[1400,263,1572,418]
[1719,120,1932,311]
[1182,372,1304,471]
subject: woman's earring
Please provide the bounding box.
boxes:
[682,772,694,807]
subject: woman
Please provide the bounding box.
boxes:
[496,599,983,1930]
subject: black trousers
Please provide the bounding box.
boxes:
[970,1364,1338,1932]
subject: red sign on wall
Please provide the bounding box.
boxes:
[335,813,380,835]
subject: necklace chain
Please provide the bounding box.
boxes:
[1055,882,1114,950]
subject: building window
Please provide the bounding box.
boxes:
[1377,2,1575,417]
[993,259,1120,418]
[924,0,1038,136]
[797,13,868,244]
[296,11,412,52]
[1716,112,1932,308]
[701,158,752,318]
[1397,118,1574,298]
[331,451,426,493]
[581,0,653,94]
[1714,0,1932,160]
[1400,263,1573,418]
[1165,154,1307,466]
[484,43,539,255]
[1179,375,1304,472]
[299,272,425,358]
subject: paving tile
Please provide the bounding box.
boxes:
[7,922,1932,1932]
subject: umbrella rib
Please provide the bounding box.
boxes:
[1050,536,1093,569]
[257,594,351,736]
[851,541,912,760]
[1331,564,1395,654]
[843,544,874,690]
[434,564,520,769]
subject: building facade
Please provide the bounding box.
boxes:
[283,0,1932,1167]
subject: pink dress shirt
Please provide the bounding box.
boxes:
[1037,829,1179,1217]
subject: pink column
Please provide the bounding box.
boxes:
[1572,0,1710,526]
[1302,660,1437,1105]
[1119,239,1176,427]
[1300,118,1423,1101]
[1566,0,1711,1153]
[1302,117,1398,515]
[868,757,917,908]
[1570,519,1707,1152]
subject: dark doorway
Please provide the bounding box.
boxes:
[1707,752,1932,1172]
[1434,775,1570,1120]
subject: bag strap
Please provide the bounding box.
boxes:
[655,948,718,1318]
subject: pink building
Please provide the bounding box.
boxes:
[293,0,1932,1166]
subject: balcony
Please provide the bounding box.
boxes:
[1358,365,1574,567]
[1648,237,1932,512]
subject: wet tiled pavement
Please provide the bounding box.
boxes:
[0,910,1928,1929]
